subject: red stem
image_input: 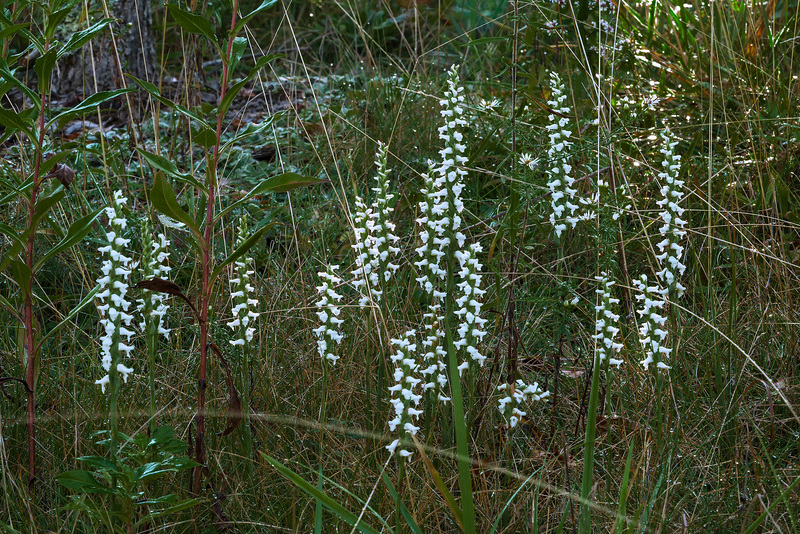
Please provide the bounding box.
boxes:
[193,1,239,493]
[24,39,50,491]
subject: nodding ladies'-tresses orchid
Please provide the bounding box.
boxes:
[313,265,344,365]
[351,141,400,307]
[546,71,578,239]
[593,273,624,367]
[386,330,423,458]
[496,379,549,429]
[634,274,671,369]
[95,190,135,393]
[654,127,687,301]
[228,215,260,347]
[137,222,171,339]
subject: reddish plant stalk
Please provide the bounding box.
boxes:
[24,40,51,490]
[193,1,239,493]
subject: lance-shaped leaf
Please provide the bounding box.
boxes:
[214,173,326,223]
[0,107,35,139]
[134,277,200,322]
[262,455,382,534]
[0,59,37,104]
[232,0,278,36]
[8,259,32,298]
[137,149,207,192]
[166,4,218,44]
[37,286,99,347]
[381,472,423,534]
[220,113,280,154]
[58,18,115,57]
[150,173,202,240]
[126,75,211,128]
[217,54,280,118]
[0,222,25,250]
[45,0,81,40]
[209,224,270,285]
[56,470,115,495]
[35,207,104,269]
[33,48,57,95]
[30,186,66,230]
[49,88,135,129]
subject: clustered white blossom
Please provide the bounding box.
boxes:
[137,222,171,339]
[654,128,687,300]
[546,72,579,238]
[592,273,624,366]
[454,243,488,373]
[228,215,260,347]
[95,191,136,393]
[386,330,423,458]
[413,163,450,401]
[313,266,344,365]
[496,379,549,428]
[633,275,671,369]
[436,65,468,248]
[351,142,400,306]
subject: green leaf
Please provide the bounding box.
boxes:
[228,36,247,75]
[209,224,271,284]
[0,23,30,41]
[263,455,383,534]
[232,0,278,35]
[381,472,423,534]
[58,18,115,57]
[214,173,325,223]
[217,54,279,118]
[191,124,217,149]
[38,286,100,346]
[8,259,31,296]
[0,222,25,250]
[220,112,280,153]
[149,173,201,238]
[31,186,66,229]
[75,455,119,472]
[35,207,103,270]
[56,470,113,495]
[133,498,202,529]
[166,4,217,42]
[40,151,71,176]
[126,75,210,128]
[0,107,34,138]
[33,48,57,95]
[49,88,135,128]
[137,149,207,192]
[0,59,38,103]
[46,0,81,40]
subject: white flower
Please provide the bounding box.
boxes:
[518,152,539,171]
[385,330,422,459]
[654,128,687,301]
[351,142,400,305]
[546,72,580,238]
[137,223,171,339]
[96,191,135,393]
[496,380,549,428]
[454,243,488,372]
[313,265,344,365]
[634,275,671,370]
[593,273,624,366]
[228,215,260,347]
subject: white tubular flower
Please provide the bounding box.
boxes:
[137,222,171,339]
[454,243,488,372]
[351,142,400,306]
[654,128,687,300]
[633,275,671,370]
[313,265,344,365]
[227,215,260,347]
[96,190,135,393]
[386,330,423,459]
[546,71,578,238]
[593,273,624,367]
[496,379,549,429]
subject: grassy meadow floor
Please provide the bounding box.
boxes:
[1,0,800,532]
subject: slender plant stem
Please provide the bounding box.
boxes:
[315,366,329,534]
[579,352,602,533]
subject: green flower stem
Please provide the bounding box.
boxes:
[579,351,603,533]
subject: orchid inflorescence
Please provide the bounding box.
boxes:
[454,243,488,373]
[634,274,670,369]
[546,72,579,239]
[654,128,687,301]
[95,190,135,393]
[593,273,624,366]
[313,266,344,365]
[496,379,549,429]
[386,330,423,458]
[351,141,400,306]
[137,221,171,339]
[228,215,260,347]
